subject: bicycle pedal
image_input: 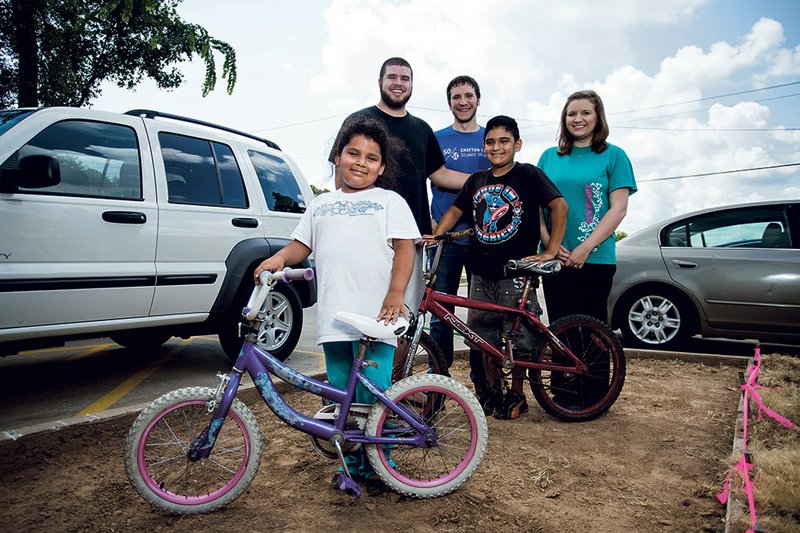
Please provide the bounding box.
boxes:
[338,475,362,500]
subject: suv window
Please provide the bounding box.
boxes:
[159,132,247,208]
[3,119,141,199]
[663,205,791,249]
[0,109,35,137]
[248,150,307,213]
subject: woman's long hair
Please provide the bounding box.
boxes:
[557,89,610,155]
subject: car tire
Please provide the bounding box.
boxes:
[618,287,696,349]
[111,330,172,350]
[219,281,303,363]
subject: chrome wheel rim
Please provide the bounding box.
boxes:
[627,295,681,345]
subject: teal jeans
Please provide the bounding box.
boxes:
[323,340,394,479]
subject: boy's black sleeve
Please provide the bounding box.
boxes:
[451,171,479,216]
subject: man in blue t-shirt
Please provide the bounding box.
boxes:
[432,76,491,384]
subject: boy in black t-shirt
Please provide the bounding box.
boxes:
[428,115,568,420]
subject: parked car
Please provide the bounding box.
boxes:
[0,107,316,362]
[608,199,800,349]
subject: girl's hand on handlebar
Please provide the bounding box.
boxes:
[377,290,409,324]
[254,256,285,284]
[421,233,438,244]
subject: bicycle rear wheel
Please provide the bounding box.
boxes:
[365,374,488,498]
[392,330,448,382]
[124,387,263,514]
[528,315,626,422]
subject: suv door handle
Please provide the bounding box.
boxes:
[232,217,259,228]
[671,259,698,269]
[102,211,147,224]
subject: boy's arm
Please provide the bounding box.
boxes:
[253,240,312,283]
[523,197,567,262]
[424,204,464,241]
[429,165,469,190]
[377,238,416,323]
[542,197,568,258]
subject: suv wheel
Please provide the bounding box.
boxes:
[219,282,303,362]
[111,330,172,350]
[618,288,695,349]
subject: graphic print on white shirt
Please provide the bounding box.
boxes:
[292,188,420,346]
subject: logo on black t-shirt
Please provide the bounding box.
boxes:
[473,184,523,244]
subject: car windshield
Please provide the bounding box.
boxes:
[0,109,36,137]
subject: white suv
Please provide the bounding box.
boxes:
[0,107,316,361]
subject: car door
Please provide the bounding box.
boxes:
[659,203,800,336]
[0,110,157,333]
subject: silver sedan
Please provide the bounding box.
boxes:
[608,199,800,349]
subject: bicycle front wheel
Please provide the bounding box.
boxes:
[124,387,263,514]
[393,331,448,382]
[528,315,626,422]
[365,374,488,498]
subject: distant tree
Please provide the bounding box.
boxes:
[615,230,628,242]
[0,0,236,108]
[310,184,330,196]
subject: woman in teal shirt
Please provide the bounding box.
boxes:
[538,89,637,324]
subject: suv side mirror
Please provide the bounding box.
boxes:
[0,154,61,193]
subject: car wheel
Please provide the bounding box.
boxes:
[219,282,303,363]
[111,330,172,350]
[618,288,695,349]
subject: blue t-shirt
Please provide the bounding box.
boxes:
[537,144,637,265]
[433,126,490,239]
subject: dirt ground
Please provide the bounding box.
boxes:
[0,357,743,532]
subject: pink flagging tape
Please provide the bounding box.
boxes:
[716,345,796,533]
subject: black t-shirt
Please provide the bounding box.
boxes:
[329,106,445,234]
[453,162,562,279]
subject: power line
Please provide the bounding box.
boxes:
[616,126,800,132]
[251,112,348,133]
[613,92,800,127]
[608,81,800,116]
[639,162,800,182]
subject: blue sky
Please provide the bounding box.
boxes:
[94,0,800,234]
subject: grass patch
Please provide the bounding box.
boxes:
[729,353,800,533]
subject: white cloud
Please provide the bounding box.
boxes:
[89,1,800,233]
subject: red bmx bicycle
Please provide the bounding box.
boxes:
[395,230,626,422]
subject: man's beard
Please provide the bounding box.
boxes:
[380,86,412,109]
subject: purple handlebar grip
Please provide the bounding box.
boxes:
[280,267,314,282]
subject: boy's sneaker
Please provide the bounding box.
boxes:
[478,385,503,416]
[494,390,528,420]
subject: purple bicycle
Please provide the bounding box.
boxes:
[124,267,488,514]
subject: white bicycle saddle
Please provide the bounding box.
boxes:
[334,311,409,339]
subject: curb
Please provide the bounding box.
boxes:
[0,371,329,447]
[1,348,747,446]
[453,347,749,368]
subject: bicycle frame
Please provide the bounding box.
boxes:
[418,240,588,375]
[191,335,436,459]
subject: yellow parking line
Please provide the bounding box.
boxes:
[74,342,186,417]
[65,343,113,361]
[22,342,110,356]
[292,349,323,356]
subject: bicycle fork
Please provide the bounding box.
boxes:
[187,370,241,461]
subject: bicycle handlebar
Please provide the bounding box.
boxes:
[243,267,314,320]
[277,267,315,282]
[504,259,561,276]
[434,228,474,241]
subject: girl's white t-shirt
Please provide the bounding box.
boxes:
[292,187,421,346]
